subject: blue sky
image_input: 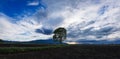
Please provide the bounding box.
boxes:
[0,0,120,44]
[0,0,45,20]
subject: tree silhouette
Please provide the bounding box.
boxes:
[53,27,67,43]
[0,39,3,43]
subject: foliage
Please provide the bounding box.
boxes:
[0,39,3,43]
[0,39,2,41]
[53,27,67,43]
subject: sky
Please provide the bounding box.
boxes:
[0,0,120,44]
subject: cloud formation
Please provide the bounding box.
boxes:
[0,13,52,41]
[43,0,120,42]
[0,0,120,43]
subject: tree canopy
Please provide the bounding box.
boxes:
[53,27,67,43]
[0,39,2,41]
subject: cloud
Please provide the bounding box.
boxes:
[27,0,40,6]
[0,13,52,41]
[0,0,120,43]
[42,0,120,42]
[64,0,120,41]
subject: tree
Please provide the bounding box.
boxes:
[0,39,3,43]
[53,27,67,43]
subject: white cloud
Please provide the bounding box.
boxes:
[42,0,120,41]
[0,13,52,41]
[27,0,39,6]
[0,0,120,43]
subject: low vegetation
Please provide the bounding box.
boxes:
[0,44,69,54]
[0,44,120,59]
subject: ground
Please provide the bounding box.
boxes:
[0,44,120,59]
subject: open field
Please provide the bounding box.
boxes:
[0,44,120,59]
[0,44,57,47]
[0,44,67,55]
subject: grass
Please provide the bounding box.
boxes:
[1,44,120,59]
[0,44,69,54]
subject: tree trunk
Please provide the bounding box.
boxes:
[59,37,62,44]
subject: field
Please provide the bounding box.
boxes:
[0,44,120,59]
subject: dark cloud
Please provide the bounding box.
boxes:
[35,28,53,35]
